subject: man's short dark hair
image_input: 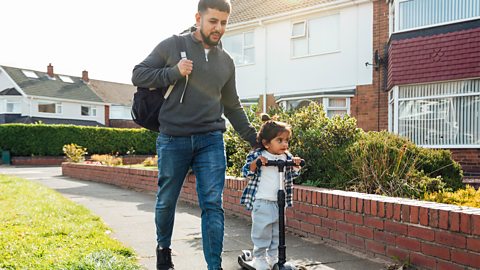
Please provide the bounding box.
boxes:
[198,0,231,14]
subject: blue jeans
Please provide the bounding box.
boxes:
[155,131,226,270]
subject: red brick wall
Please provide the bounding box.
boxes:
[12,156,66,166]
[104,105,110,127]
[387,27,480,89]
[450,149,480,175]
[11,155,152,166]
[62,163,480,270]
[350,0,389,131]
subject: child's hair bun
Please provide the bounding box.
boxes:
[260,113,271,122]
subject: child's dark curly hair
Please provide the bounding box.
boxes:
[256,114,292,149]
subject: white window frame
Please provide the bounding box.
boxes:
[278,95,352,118]
[323,97,350,118]
[290,14,340,58]
[81,105,97,117]
[390,0,480,34]
[6,100,21,113]
[223,31,255,66]
[389,79,480,148]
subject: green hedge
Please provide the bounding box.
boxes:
[0,124,157,156]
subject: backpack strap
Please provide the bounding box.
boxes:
[164,35,187,100]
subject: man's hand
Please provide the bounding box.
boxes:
[177,59,193,77]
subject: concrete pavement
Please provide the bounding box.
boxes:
[0,166,389,270]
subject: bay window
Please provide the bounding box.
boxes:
[389,79,480,147]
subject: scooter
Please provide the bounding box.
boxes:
[238,158,306,270]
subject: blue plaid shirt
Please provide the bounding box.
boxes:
[240,149,300,210]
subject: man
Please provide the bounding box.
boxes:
[131,0,257,269]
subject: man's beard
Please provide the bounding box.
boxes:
[200,29,221,47]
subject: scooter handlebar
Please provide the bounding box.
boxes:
[256,158,305,168]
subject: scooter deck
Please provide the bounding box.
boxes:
[238,254,256,270]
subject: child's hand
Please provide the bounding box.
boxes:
[292,157,302,169]
[250,156,267,172]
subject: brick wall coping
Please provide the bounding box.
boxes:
[62,162,480,270]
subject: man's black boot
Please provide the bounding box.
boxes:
[156,246,174,270]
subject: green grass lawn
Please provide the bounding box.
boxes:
[0,174,141,270]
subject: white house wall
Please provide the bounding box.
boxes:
[233,2,373,98]
[29,98,105,125]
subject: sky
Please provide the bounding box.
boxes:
[1,0,199,84]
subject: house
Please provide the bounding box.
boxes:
[225,0,387,131]
[0,64,139,128]
[386,0,480,176]
[224,0,479,175]
[0,64,106,126]
[86,77,138,128]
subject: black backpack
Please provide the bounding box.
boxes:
[131,35,186,132]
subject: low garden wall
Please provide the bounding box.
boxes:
[8,155,152,166]
[62,163,480,270]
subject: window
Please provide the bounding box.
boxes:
[81,105,96,116]
[291,14,340,57]
[281,96,350,118]
[389,79,480,147]
[38,103,55,113]
[6,101,21,113]
[392,0,480,32]
[324,97,349,118]
[38,102,61,114]
[58,75,74,83]
[223,31,255,65]
[22,70,38,78]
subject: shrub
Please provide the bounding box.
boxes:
[224,102,463,200]
[142,156,158,167]
[342,131,454,198]
[424,185,480,208]
[90,154,123,166]
[225,105,262,177]
[416,148,463,190]
[63,143,87,163]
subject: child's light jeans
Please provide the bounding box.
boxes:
[251,199,279,262]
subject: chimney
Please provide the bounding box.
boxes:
[47,63,54,78]
[82,70,89,82]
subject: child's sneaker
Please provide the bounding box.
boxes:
[252,256,270,270]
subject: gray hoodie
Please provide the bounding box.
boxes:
[132,33,257,147]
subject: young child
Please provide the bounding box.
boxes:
[240,114,302,270]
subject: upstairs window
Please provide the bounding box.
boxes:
[291,14,340,57]
[38,102,62,114]
[392,0,480,32]
[81,105,96,116]
[223,31,255,66]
